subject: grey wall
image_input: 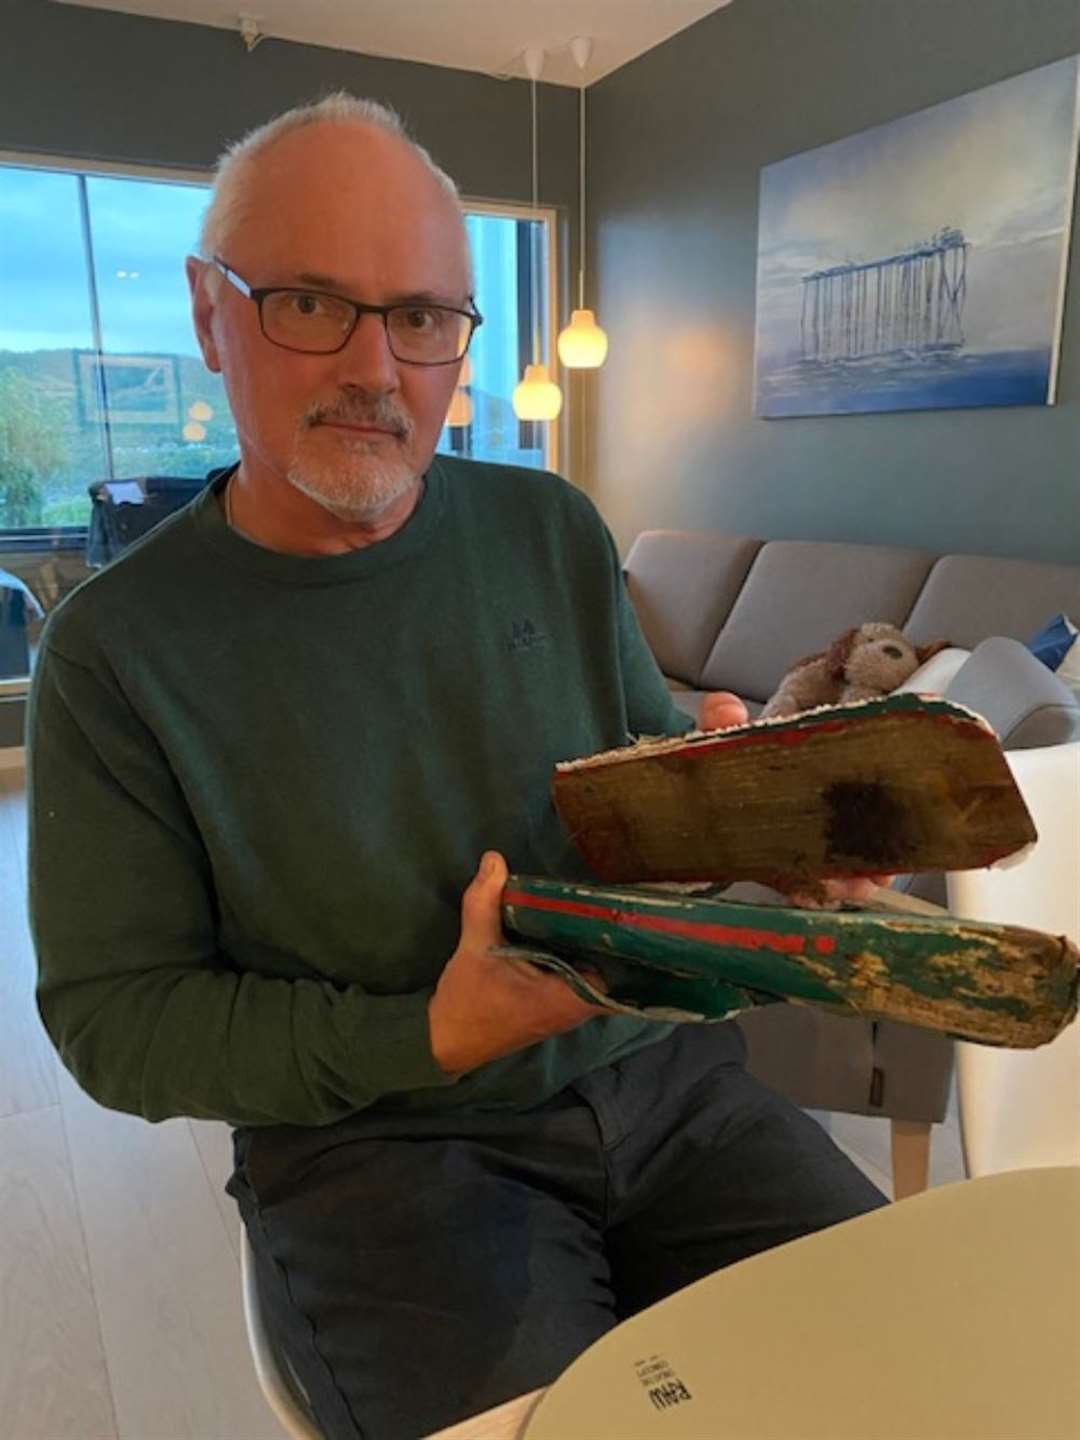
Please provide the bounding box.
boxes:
[2,0,583,479]
[2,0,582,504]
[2,0,577,211]
[588,0,1080,562]
[1,0,583,746]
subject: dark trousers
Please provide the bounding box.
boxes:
[228,1025,886,1439]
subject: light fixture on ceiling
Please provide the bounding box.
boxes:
[557,36,608,370]
[512,46,563,423]
[446,355,473,428]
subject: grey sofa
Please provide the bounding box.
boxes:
[623,529,1080,1140]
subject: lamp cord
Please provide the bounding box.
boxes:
[578,83,586,311]
[530,76,541,366]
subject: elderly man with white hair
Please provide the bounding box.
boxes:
[29,94,884,1439]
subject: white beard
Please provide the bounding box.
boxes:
[286,402,419,521]
[287,437,416,521]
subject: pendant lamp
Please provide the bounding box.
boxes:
[557,37,608,369]
[513,47,563,422]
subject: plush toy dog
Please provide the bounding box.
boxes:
[760,623,949,720]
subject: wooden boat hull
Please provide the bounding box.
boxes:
[501,876,1079,1049]
[552,695,1036,892]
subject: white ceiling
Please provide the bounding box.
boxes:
[54,0,734,87]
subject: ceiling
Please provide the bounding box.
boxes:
[53,0,734,87]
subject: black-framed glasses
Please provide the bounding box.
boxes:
[208,257,483,366]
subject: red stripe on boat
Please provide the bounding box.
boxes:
[674,719,853,757]
[504,889,816,957]
[666,710,982,761]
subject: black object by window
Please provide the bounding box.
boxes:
[86,475,209,567]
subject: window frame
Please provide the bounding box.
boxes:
[457,197,561,476]
[0,150,214,552]
[0,151,562,557]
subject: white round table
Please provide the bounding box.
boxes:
[523,1167,1080,1440]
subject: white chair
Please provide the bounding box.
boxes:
[945,741,1080,1177]
[241,1225,543,1439]
[241,1227,325,1440]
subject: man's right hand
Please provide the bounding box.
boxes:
[428,851,607,1076]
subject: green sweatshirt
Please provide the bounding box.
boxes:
[29,458,691,1126]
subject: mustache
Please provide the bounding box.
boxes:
[304,396,412,438]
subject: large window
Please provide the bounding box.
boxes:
[0,162,556,544]
[0,159,557,683]
[440,208,555,472]
[0,166,236,532]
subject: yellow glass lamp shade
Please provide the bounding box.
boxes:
[557,309,608,368]
[512,363,563,421]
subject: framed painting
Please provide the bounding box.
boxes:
[77,351,182,427]
[753,55,1080,418]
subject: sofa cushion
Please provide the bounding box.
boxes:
[944,636,1080,750]
[623,531,761,686]
[699,540,935,703]
[893,646,971,695]
[904,556,1080,650]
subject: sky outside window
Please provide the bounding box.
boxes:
[1,163,553,536]
[0,168,95,353]
[85,175,209,359]
[0,167,108,525]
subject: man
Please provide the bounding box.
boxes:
[30,95,884,1440]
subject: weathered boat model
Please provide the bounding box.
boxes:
[501,695,1078,1049]
[552,694,1037,893]
[501,877,1080,1049]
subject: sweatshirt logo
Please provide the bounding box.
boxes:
[507,617,549,654]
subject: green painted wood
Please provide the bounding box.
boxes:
[502,876,1080,1048]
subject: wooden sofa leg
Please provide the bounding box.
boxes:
[891,1119,932,1199]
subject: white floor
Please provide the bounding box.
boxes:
[0,767,963,1439]
[0,769,289,1440]
[815,1093,965,1198]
